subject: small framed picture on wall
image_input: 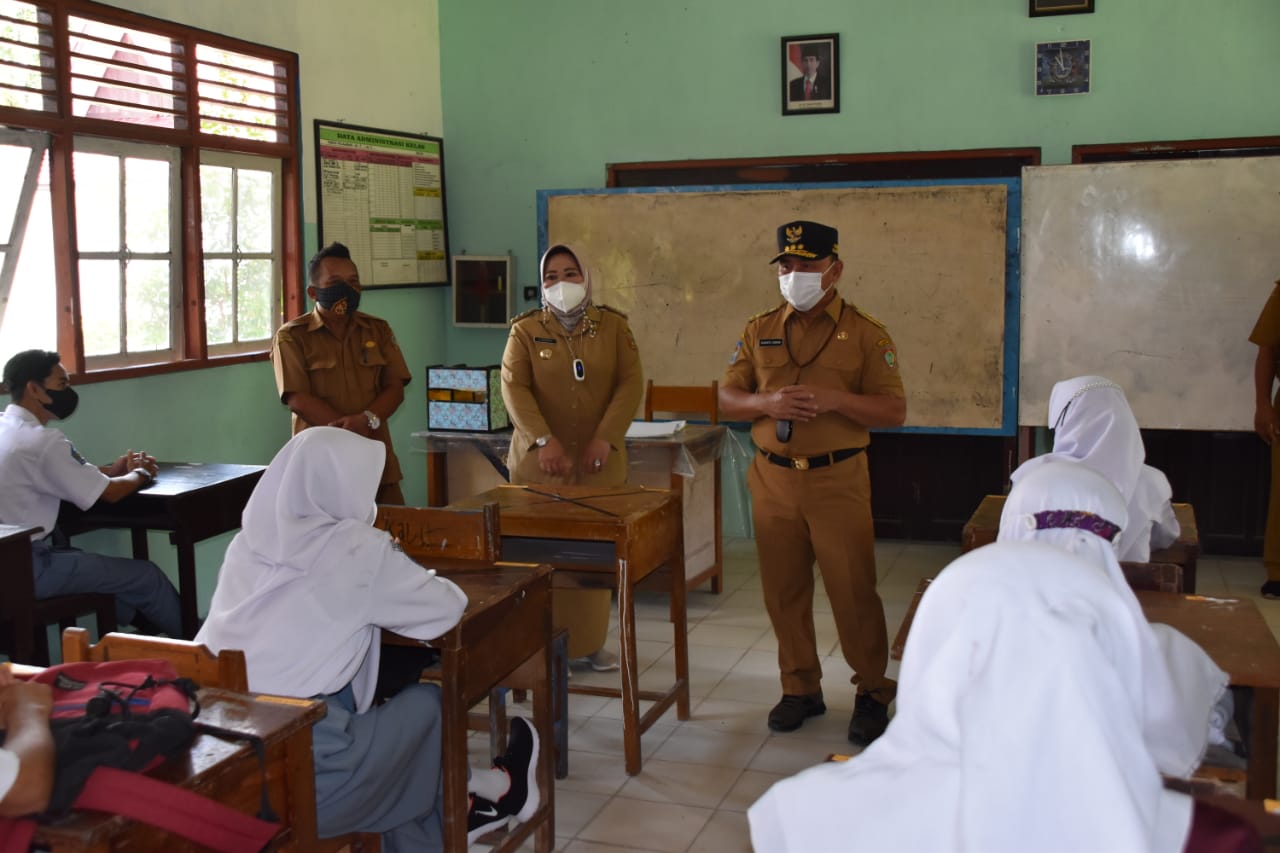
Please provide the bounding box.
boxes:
[452,255,513,327]
[1029,0,1094,17]
[781,33,839,116]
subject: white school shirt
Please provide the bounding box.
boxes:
[0,404,108,538]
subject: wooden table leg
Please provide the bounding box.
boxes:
[427,449,449,507]
[1249,687,1279,800]
[174,539,199,639]
[130,528,149,560]
[671,542,691,721]
[283,725,320,848]
[618,556,642,776]
[531,644,555,853]
[441,649,470,853]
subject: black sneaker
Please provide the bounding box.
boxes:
[767,692,826,732]
[467,794,507,844]
[494,716,540,823]
[848,691,890,746]
[1261,581,1280,599]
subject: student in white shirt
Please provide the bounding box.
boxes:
[0,350,181,637]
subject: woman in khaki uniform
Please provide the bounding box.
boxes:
[501,244,644,668]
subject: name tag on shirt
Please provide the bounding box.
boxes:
[534,337,556,344]
[759,338,784,347]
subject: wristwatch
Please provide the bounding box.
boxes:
[533,435,551,448]
[363,410,381,431]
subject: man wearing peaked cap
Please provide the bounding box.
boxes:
[720,219,907,746]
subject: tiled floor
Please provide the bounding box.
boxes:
[483,537,1280,853]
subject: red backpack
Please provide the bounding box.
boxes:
[0,659,281,852]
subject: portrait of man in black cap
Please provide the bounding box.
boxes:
[781,34,838,115]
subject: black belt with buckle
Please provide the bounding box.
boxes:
[760,446,864,471]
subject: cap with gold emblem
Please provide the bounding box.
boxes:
[768,220,839,264]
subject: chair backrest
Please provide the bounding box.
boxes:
[644,379,719,424]
[1119,561,1184,594]
[61,626,249,691]
[374,502,501,563]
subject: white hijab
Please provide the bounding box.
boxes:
[749,541,1194,853]
[999,460,1226,779]
[1012,375,1179,561]
[196,427,467,712]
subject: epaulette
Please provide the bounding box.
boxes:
[510,307,542,325]
[854,306,888,330]
[748,304,785,323]
[597,304,628,319]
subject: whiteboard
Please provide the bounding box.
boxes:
[540,181,1017,433]
[1020,157,1280,430]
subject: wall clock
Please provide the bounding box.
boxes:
[1036,39,1091,96]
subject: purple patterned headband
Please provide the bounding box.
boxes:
[1033,510,1121,542]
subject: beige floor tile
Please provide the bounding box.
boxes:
[719,768,786,812]
[651,726,769,770]
[748,732,850,775]
[552,790,612,837]
[686,697,774,735]
[577,798,713,851]
[687,622,771,648]
[688,810,753,853]
[562,840,665,853]
[617,758,743,808]
[570,716,675,760]
[557,749,634,796]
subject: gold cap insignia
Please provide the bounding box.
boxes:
[786,225,803,242]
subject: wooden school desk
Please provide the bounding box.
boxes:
[57,462,265,637]
[961,494,1201,592]
[386,562,557,853]
[447,484,691,775]
[33,687,324,851]
[1136,591,1280,800]
[416,424,727,591]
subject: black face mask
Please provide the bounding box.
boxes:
[314,282,361,315]
[41,385,79,420]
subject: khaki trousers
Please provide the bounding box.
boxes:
[555,589,612,658]
[748,451,894,699]
[1267,439,1280,581]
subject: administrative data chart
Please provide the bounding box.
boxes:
[317,123,447,286]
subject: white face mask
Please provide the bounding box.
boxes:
[778,266,831,312]
[543,281,587,312]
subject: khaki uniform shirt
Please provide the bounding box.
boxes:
[722,295,905,456]
[501,305,644,485]
[1251,281,1280,349]
[271,308,413,485]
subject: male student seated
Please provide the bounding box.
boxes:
[0,350,182,637]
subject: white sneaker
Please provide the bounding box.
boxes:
[571,648,620,672]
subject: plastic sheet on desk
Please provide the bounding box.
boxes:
[411,429,515,457]
[721,427,754,538]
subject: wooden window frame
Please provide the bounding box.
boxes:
[0,0,301,385]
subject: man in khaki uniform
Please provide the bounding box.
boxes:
[720,220,906,745]
[272,242,413,504]
[1251,279,1280,598]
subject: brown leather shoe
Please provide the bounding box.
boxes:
[768,691,826,732]
[848,691,890,745]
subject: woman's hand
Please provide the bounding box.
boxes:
[582,437,611,476]
[538,436,573,478]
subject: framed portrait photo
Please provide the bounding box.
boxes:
[781,33,839,116]
[1035,39,1091,96]
[1029,0,1094,16]
[452,254,514,327]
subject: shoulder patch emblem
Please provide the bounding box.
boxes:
[729,340,743,364]
[884,349,897,369]
[68,443,88,466]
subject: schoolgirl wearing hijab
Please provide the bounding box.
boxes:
[501,244,644,670]
[748,540,1260,853]
[197,428,539,850]
[1011,375,1180,562]
[999,460,1229,779]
